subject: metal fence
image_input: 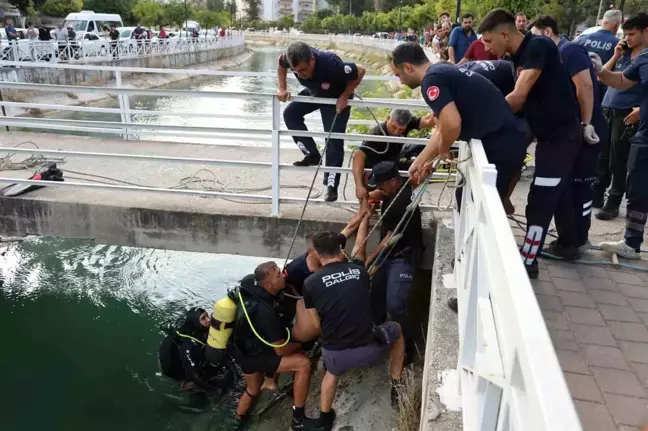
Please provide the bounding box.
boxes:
[0,62,581,431]
[0,36,244,64]
[453,141,582,431]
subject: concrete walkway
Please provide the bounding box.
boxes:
[1,131,647,429]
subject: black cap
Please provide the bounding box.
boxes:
[367,161,399,188]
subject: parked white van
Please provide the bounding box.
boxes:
[63,11,123,39]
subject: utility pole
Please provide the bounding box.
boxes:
[455,0,462,24]
[184,0,188,38]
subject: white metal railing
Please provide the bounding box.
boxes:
[0,36,243,64]
[0,62,431,217]
[453,140,581,431]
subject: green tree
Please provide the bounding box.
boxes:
[313,8,334,20]
[276,15,294,29]
[162,0,195,27]
[41,0,82,16]
[132,0,163,27]
[206,0,225,10]
[26,0,40,26]
[244,0,261,20]
[196,9,226,29]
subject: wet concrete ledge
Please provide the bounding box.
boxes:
[421,218,462,430]
[0,196,355,259]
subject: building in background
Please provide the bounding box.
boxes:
[279,0,294,18]
[297,0,315,21]
[316,0,328,9]
[263,0,279,20]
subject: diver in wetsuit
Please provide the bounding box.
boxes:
[159,307,239,393]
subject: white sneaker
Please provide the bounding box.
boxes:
[599,239,641,260]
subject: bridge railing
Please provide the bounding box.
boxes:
[0,36,243,64]
[453,140,581,431]
[0,64,580,431]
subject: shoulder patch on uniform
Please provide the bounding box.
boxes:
[426,86,440,101]
[344,65,352,74]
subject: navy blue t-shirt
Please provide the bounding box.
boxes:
[279,48,359,98]
[422,63,520,155]
[511,34,579,140]
[576,29,619,65]
[448,27,477,63]
[284,253,310,296]
[623,50,648,145]
[5,26,17,41]
[458,60,515,96]
[557,38,605,129]
[603,50,646,110]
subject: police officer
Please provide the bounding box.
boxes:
[592,21,647,220]
[576,9,622,102]
[352,109,435,213]
[390,43,527,203]
[479,9,582,278]
[277,41,367,202]
[232,263,319,430]
[365,161,422,364]
[591,13,648,260]
[303,231,405,430]
[530,16,607,253]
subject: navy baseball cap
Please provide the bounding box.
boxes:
[367,161,399,188]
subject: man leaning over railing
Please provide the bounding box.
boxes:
[4,19,19,62]
[277,41,366,203]
[109,25,120,59]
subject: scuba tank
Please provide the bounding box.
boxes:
[205,287,238,366]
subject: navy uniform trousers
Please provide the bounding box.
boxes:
[283,88,351,188]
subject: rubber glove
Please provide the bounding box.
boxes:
[589,53,603,73]
[583,124,600,145]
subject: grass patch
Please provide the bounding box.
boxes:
[394,368,422,431]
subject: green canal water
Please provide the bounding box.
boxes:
[0,237,276,431]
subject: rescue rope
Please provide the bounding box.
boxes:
[237,289,291,348]
[0,141,66,171]
[282,112,340,271]
[367,166,437,275]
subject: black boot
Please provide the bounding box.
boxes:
[545,240,581,261]
[595,200,620,221]
[525,261,539,279]
[324,186,338,202]
[592,192,605,209]
[293,154,321,167]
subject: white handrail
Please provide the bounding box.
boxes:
[453,140,582,431]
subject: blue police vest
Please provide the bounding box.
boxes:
[577,30,619,65]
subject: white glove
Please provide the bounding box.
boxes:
[589,52,603,73]
[583,124,600,145]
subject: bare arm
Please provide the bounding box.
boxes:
[604,52,621,71]
[340,211,363,239]
[418,113,436,129]
[307,308,321,331]
[597,68,637,91]
[447,46,456,64]
[572,69,594,125]
[274,340,302,357]
[278,62,288,91]
[366,231,391,268]
[352,150,367,189]
[506,69,541,113]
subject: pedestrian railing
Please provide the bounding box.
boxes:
[0,36,244,64]
[0,62,580,430]
[453,141,582,431]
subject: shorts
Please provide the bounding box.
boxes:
[234,349,282,377]
[322,322,400,377]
